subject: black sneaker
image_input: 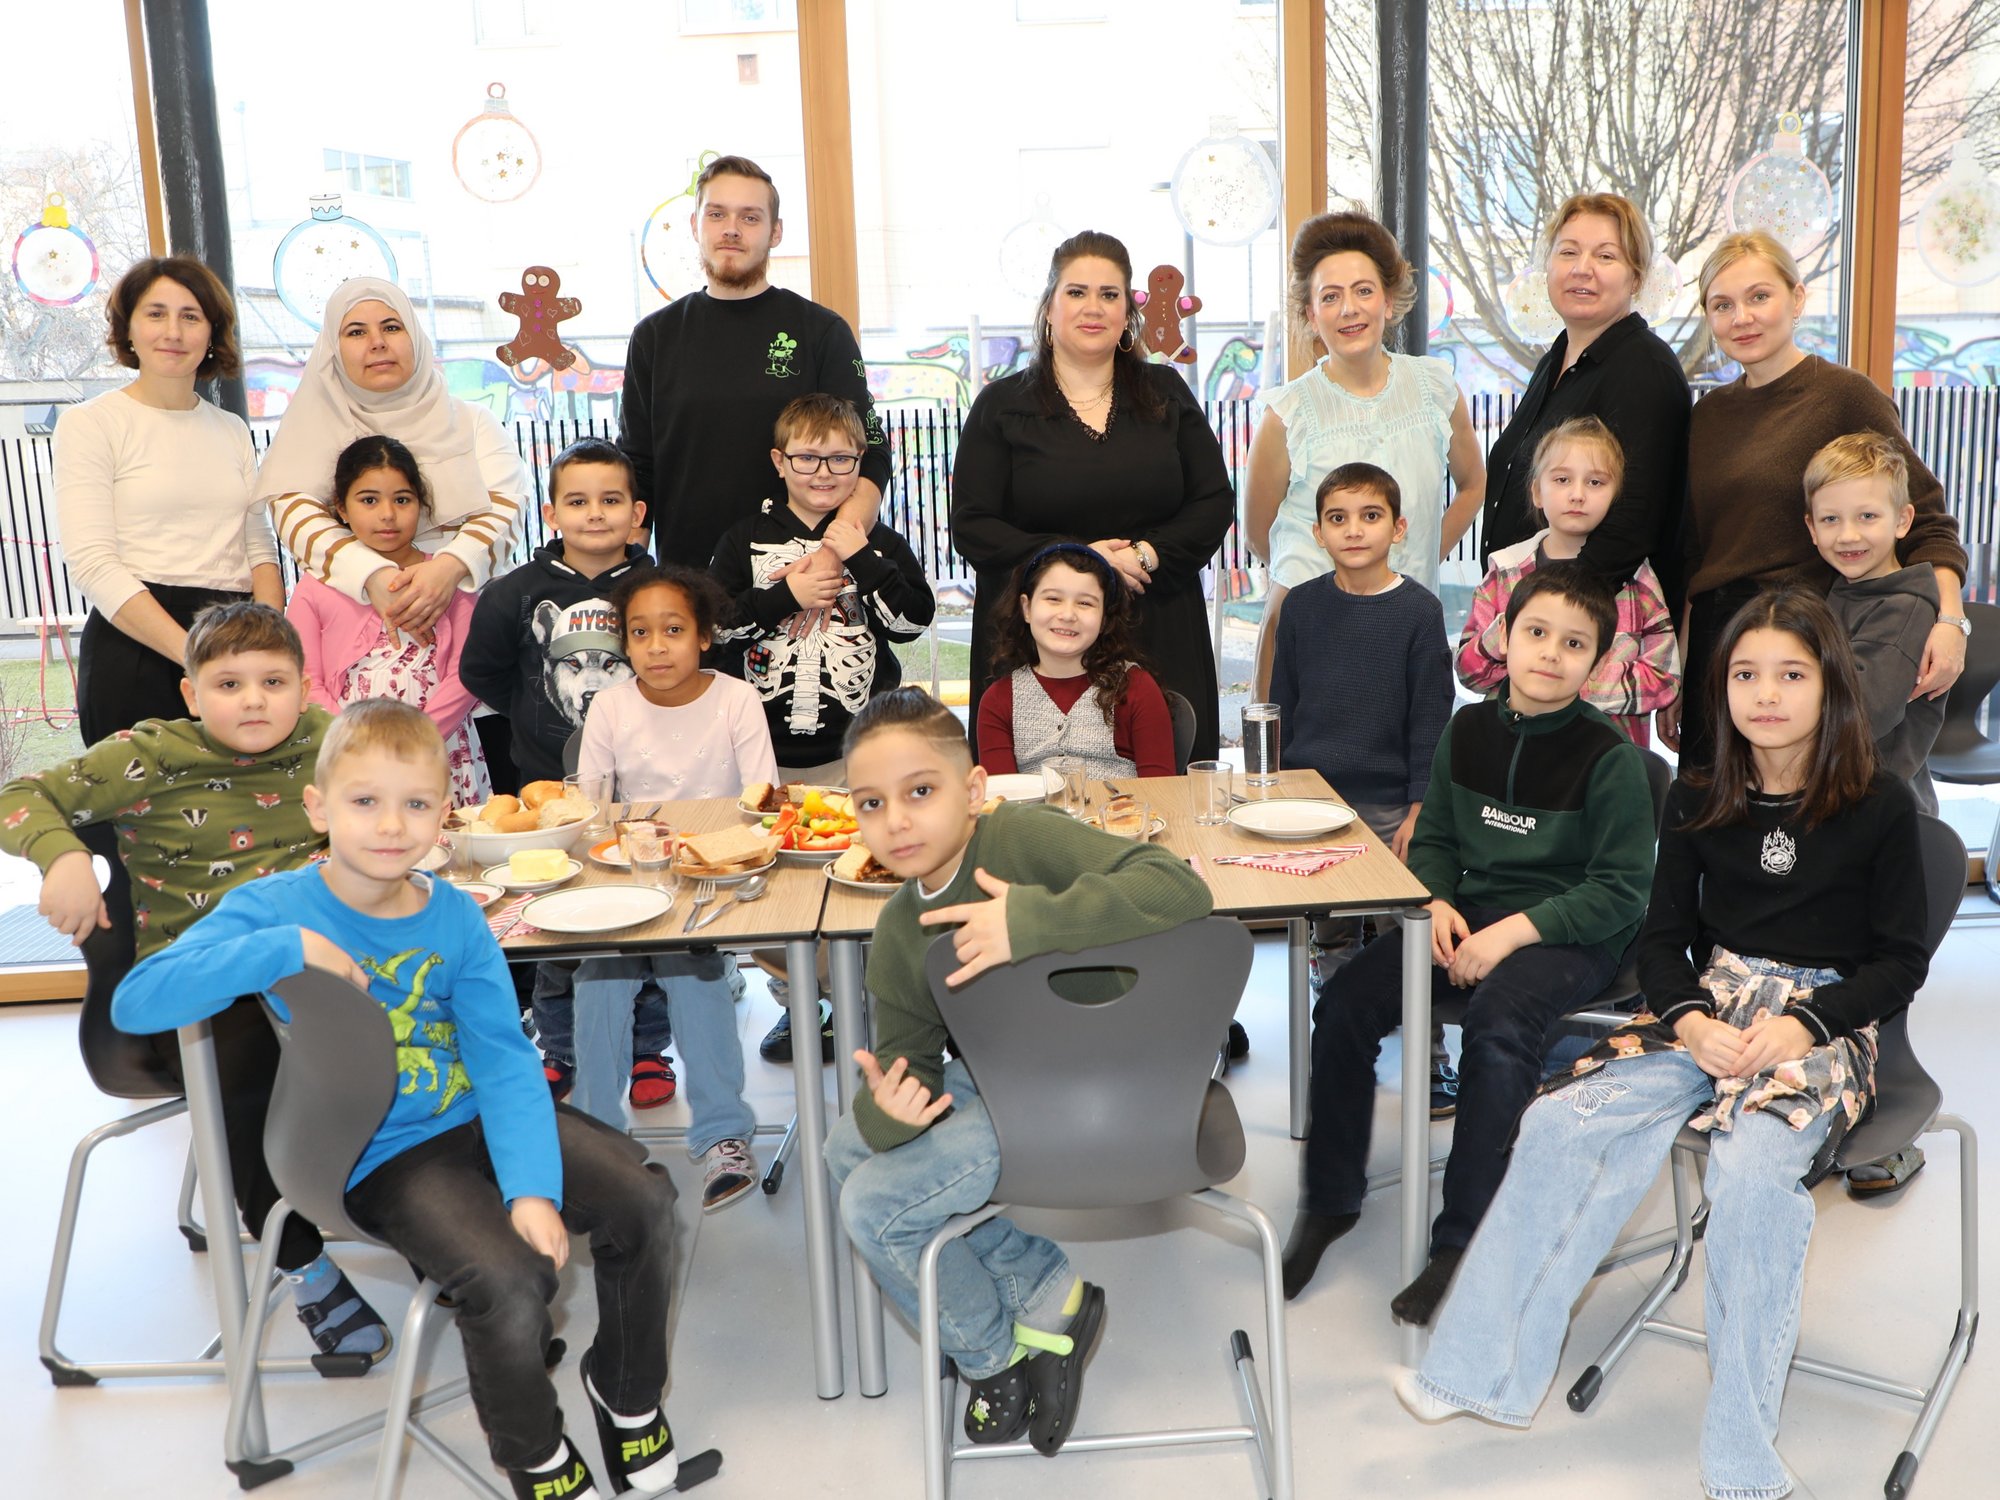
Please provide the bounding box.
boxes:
[582,1348,676,1494]
[962,1361,1034,1445]
[757,1000,835,1064]
[1023,1283,1106,1456]
[1430,1061,1460,1120]
[507,1437,598,1500]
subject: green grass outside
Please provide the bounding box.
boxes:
[890,635,971,683]
[0,656,82,784]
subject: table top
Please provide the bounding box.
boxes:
[491,795,826,955]
[820,768,1431,941]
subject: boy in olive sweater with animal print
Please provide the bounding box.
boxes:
[0,603,391,1365]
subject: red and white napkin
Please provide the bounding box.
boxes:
[485,891,541,942]
[1212,844,1367,877]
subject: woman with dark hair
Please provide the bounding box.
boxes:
[1479,193,1692,604]
[1246,211,1486,696]
[951,231,1235,760]
[56,255,281,741]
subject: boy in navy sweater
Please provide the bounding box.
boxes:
[114,701,693,1500]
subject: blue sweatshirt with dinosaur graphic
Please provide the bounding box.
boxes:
[113,866,561,1205]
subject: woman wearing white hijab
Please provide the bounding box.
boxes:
[260,278,527,639]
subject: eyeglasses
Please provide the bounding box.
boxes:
[781,453,861,475]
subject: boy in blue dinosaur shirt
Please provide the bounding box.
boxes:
[115,700,693,1500]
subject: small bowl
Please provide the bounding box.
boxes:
[453,881,506,909]
[447,816,593,868]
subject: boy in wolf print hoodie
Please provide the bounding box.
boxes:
[460,438,650,788]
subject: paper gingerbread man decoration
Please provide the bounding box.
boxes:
[497,266,581,371]
[1133,264,1200,365]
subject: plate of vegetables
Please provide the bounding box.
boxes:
[760,788,861,860]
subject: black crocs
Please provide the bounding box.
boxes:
[1024,1282,1106,1456]
[962,1361,1034,1445]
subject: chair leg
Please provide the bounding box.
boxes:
[763,1112,799,1194]
[1985,805,2000,908]
[39,1098,230,1385]
[372,1285,444,1500]
[225,1203,300,1487]
[178,1142,207,1252]
[919,1204,1006,1500]
[1193,1189,1295,1500]
[1569,1142,1702,1412]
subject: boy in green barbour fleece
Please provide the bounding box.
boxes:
[1285,562,1655,1324]
[0,602,390,1365]
[822,687,1209,1458]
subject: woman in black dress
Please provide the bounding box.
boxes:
[952,230,1235,759]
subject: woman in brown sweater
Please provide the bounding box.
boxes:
[1667,231,1968,764]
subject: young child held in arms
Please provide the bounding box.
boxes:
[711,393,934,782]
[976,542,1175,778]
[288,434,488,806]
[114,700,691,1500]
[0,603,389,1365]
[459,437,669,1111]
[1286,564,1655,1322]
[1458,417,1680,746]
[824,688,1210,1453]
[574,565,778,1211]
[1402,589,1929,1500]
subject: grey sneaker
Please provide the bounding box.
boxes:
[701,1138,757,1213]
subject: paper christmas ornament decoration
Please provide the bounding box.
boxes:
[497,266,582,371]
[639,151,719,303]
[13,193,99,307]
[1635,253,1687,324]
[1502,266,1564,345]
[453,83,542,203]
[1134,264,1199,364]
[272,194,399,329]
[1917,142,2000,288]
[998,195,1066,301]
[1424,266,1454,341]
[1171,125,1280,247]
[1725,113,1835,256]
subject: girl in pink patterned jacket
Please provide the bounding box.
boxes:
[286,435,489,804]
[1457,417,1679,745]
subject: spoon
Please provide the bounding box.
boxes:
[693,873,769,931]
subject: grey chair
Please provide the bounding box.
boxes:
[561,725,583,777]
[916,917,1291,1499]
[1918,600,2000,902]
[1566,814,1976,1500]
[1163,687,1198,775]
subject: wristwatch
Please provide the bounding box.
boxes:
[1136,542,1157,576]
[1940,614,1971,637]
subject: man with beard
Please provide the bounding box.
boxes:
[617,155,891,573]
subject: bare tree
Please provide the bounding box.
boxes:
[0,140,148,385]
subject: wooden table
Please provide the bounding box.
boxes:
[495,798,850,1400]
[825,768,1443,1383]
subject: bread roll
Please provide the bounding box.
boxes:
[480,794,522,821]
[520,779,566,810]
[536,795,592,829]
[494,808,541,833]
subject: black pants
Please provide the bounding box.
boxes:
[75,583,244,746]
[1677,580,1767,772]
[345,1107,677,1471]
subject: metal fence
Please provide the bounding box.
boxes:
[5,385,1999,629]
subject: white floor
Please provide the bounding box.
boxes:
[5,920,1995,1499]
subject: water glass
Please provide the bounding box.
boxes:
[619,820,677,891]
[567,771,611,832]
[1050,759,1089,818]
[1242,703,1282,789]
[1189,759,1231,825]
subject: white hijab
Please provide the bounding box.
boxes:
[256,277,490,518]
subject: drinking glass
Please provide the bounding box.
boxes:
[567,771,611,833]
[1189,760,1231,825]
[1242,703,1282,789]
[619,820,677,891]
[1101,797,1152,840]
[1052,760,1089,818]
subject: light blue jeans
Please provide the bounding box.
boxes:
[571,951,754,1157]
[823,1060,1072,1379]
[1417,1048,1832,1500]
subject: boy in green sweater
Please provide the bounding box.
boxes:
[823,687,1210,1457]
[1283,563,1655,1324]
[0,602,389,1365]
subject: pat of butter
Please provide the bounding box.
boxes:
[509,849,568,883]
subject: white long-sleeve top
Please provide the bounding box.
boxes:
[53,388,276,617]
[577,673,778,803]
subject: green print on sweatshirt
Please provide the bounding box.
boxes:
[364,947,474,1116]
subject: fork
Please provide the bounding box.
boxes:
[680,879,717,934]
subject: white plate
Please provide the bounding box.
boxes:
[676,855,778,887]
[737,785,850,818]
[1226,799,1356,840]
[481,858,583,893]
[586,838,630,869]
[984,774,1048,803]
[1092,814,1167,842]
[778,844,848,863]
[417,842,453,873]
[452,881,506,910]
[826,866,900,894]
[522,885,674,935]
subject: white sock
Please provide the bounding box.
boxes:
[585,1369,657,1428]
[526,1436,574,1471]
[1392,1367,1465,1424]
[587,1370,678,1492]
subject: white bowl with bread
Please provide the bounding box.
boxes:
[444,780,597,866]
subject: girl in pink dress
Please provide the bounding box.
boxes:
[286,435,490,806]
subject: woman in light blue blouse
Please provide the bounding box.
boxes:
[1246,212,1486,696]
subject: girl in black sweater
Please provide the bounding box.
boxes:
[1396,586,1928,1500]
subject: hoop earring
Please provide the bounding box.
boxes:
[1040,318,1053,348]
[1118,327,1135,353]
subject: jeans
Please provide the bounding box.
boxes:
[532,960,672,1066]
[572,950,752,1155]
[1312,801,1409,953]
[1303,905,1617,1252]
[344,1106,676,1472]
[823,1060,1072,1379]
[1418,1049,1830,1500]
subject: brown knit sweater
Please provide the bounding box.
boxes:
[1685,356,1964,598]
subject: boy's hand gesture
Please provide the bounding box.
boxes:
[1672,1011,1748,1078]
[822,518,869,561]
[1425,899,1470,968]
[509,1196,569,1269]
[855,1049,954,1128]
[918,867,1013,985]
[299,929,370,991]
[1390,804,1420,861]
[40,849,110,945]
[1446,912,1539,988]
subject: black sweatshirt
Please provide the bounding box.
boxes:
[1480,312,1693,608]
[616,287,892,570]
[1638,775,1930,1044]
